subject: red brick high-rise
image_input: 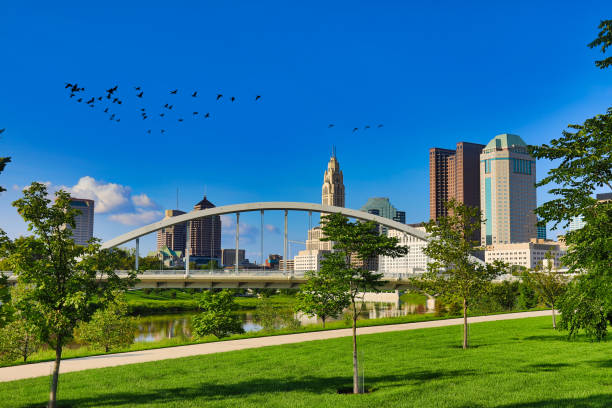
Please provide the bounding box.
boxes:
[429,142,485,238]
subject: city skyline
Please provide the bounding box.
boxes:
[1,1,611,259]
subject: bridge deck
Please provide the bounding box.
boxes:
[3,270,417,290]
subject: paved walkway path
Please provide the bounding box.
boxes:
[0,310,551,382]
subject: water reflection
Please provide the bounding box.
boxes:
[133,300,427,343]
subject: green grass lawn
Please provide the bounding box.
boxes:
[1,316,610,408]
[124,290,297,314]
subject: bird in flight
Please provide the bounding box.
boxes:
[230,96,236,102]
[0,128,5,134]
[160,113,165,117]
[255,95,261,101]
[110,114,116,120]
[137,92,143,98]
[141,108,145,111]
[364,125,371,129]
[377,124,383,128]
[86,98,94,104]
[161,129,166,134]
[64,83,72,89]
[193,112,198,115]
[216,94,223,100]
[328,124,334,128]
[116,119,120,122]
[170,89,178,94]
[178,118,184,122]
[104,108,108,113]
[147,129,151,134]
[135,86,141,90]
[97,96,102,101]
[106,85,118,94]
[69,93,75,98]
[77,98,83,102]
[352,128,358,132]
[204,112,210,118]
[192,91,197,97]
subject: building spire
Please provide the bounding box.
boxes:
[332,145,336,158]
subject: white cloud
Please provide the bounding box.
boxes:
[264,224,280,233]
[63,176,132,213]
[132,193,157,208]
[108,209,163,226]
[58,177,160,221]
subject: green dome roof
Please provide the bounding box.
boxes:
[485,134,527,150]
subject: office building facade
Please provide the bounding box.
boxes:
[157,209,187,253]
[221,248,246,267]
[430,142,485,241]
[69,198,94,246]
[379,227,430,274]
[485,239,566,269]
[190,196,222,260]
[480,134,537,245]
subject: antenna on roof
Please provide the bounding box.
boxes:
[176,188,179,210]
[332,145,336,158]
[204,185,207,198]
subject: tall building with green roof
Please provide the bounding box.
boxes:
[480,134,537,246]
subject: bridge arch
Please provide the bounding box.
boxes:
[101,202,429,249]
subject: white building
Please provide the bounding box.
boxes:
[379,227,430,274]
[293,249,330,272]
[485,238,567,269]
[568,216,586,232]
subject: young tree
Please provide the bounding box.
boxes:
[191,290,244,339]
[522,253,569,329]
[8,182,136,408]
[419,199,506,349]
[295,263,350,328]
[321,213,407,394]
[0,317,42,363]
[74,295,135,352]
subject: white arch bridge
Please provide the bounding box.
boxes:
[97,202,435,290]
[6,202,475,290]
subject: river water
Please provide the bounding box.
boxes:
[134,301,428,343]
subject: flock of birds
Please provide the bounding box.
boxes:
[64,82,384,134]
[64,83,262,134]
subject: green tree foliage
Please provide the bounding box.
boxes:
[74,295,135,352]
[529,105,611,340]
[0,231,12,328]
[0,317,42,363]
[522,253,569,328]
[419,199,507,349]
[321,213,407,394]
[588,20,612,69]
[7,182,136,408]
[191,290,244,339]
[296,264,350,328]
[517,282,538,310]
[254,295,298,331]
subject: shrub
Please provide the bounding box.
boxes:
[192,290,244,339]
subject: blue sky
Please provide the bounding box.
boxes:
[1,1,611,260]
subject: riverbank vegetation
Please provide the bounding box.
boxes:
[1,316,610,408]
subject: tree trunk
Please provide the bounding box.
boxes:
[322,316,326,328]
[48,341,62,408]
[23,335,29,362]
[462,298,468,350]
[352,300,359,394]
[551,303,556,329]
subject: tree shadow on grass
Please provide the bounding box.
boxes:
[518,362,570,373]
[16,369,478,408]
[521,335,567,342]
[589,359,612,368]
[494,394,612,408]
